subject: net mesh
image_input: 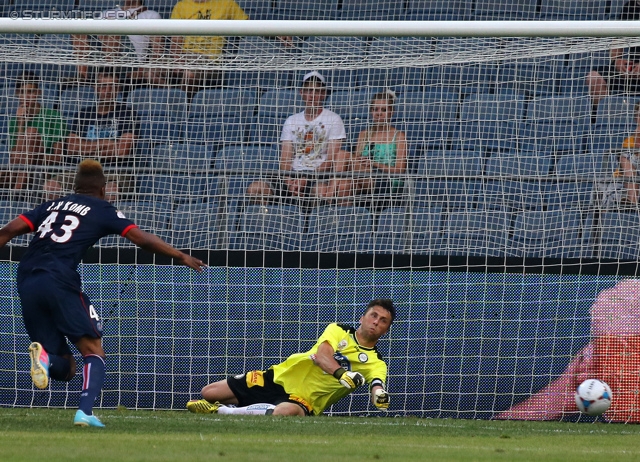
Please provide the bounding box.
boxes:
[1,1,640,420]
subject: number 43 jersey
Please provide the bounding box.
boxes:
[17,194,136,289]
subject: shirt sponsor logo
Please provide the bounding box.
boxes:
[245,370,264,388]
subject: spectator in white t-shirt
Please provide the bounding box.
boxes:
[74,0,166,86]
[247,71,349,206]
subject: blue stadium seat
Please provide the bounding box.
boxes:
[306,206,373,252]
[483,152,554,211]
[226,37,294,89]
[340,0,404,20]
[562,50,610,96]
[10,0,76,12]
[59,85,97,122]
[326,89,376,147]
[414,150,484,210]
[138,116,182,143]
[587,129,630,154]
[472,0,538,19]
[236,0,274,20]
[547,152,605,210]
[540,0,609,20]
[497,56,565,97]
[231,204,305,251]
[36,34,77,82]
[248,89,301,143]
[510,209,587,258]
[77,0,113,11]
[458,94,525,152]
[169,202,221,250]
[374,207,409,253]
[299,38,367,89]
[441,208,510,257]
[127,88,188,121]
[598,212,640,260]
[146,0,179,18]
[406,205,443,254]
[137,174,208,204]
[0,201,32,245]
[273,0,340,20]
[0,85,20,119]
[151,143,215,172]
[594,95,640,132]
[395,90,459,151]
[97,201,171,248]
[403,0,469,20]
[214,144,279,175]
[520,95,591,155]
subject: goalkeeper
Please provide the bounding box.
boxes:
[187,299,395,416]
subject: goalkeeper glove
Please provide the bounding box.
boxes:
[333,368,365,389]
[373,388,390,410]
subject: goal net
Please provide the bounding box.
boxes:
[1,1,640,421]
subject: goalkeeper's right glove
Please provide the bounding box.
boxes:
[333,368,365,390]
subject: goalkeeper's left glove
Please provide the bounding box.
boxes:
[373,388,390,410]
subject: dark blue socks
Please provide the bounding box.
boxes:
[78,355,105,416]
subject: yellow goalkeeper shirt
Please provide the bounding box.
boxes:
[271,323,388,415]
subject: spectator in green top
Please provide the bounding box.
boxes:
[8,71,68,190]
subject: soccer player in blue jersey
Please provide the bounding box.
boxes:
[0,159,206,427]
[187,299,394,416]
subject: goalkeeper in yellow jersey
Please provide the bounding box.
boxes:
[187,299,395,416]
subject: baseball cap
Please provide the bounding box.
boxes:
[302,71,326,86]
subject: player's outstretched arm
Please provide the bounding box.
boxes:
[124,227,206,272]
[371,385,390,410]
[311,341,365,390]
[0,217,31,248]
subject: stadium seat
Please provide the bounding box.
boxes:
[273,0,340,20]
[540,0,609,20]
[10,0,76,12]
[235,0,274,19]
[594,95,640,132]
[306,205,373,252]
[231,204,305,251]
[483,152,554,210]
[457,94,525,152]
[35,34,77,82]
[587,129,630,154]
[127,88,188,121]
[169,202,221,250]
[395,90,459,151]
[406,205,444,254]
[598,211,640,260]
[225,37,294,89]
[546,152,606,210]
[374,207,409,253]
[248,89,301,143]
[497,56,566,97]
[472,0,538,19]
[509,209,587,258]
[562,50,610,96]
[403,0,469,20]
[340,0,404,20]
[77,0,113,11]
[299,38,367,89]
[59,85,97,122]
[441,208,510,257]
[214,144,279,175]
[145,0,179,18]
[151,143,215,172]
[414,150,484,210]
[137,174,208,204]
[519,95,591,155]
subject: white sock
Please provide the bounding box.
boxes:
[218,403,276,415]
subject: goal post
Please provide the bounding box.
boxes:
[0,14,640,422]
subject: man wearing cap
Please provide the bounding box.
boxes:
[247,71,349,206]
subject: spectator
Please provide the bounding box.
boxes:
[7,71,67,191]
[74,0,165,87]
[246,71,349,207]
[169,0,248,94]
[104,177,121,203]
[330,90,407,212]
[66,68,137,164]
[586,4,640,106]
[41,175,66,202]
[619,101,640,204]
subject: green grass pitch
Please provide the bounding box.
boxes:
[1,407,640,461]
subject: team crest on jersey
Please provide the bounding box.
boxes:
[358,352,368,363]
[337,339,348,350]
[116,210,126,219]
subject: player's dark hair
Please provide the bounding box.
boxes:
[366,298,396,323]
[15,70,40,91]
[74,159,107,195]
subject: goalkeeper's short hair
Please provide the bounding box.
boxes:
[366,299,396,323]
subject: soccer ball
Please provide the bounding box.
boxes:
[574,379,612,416]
